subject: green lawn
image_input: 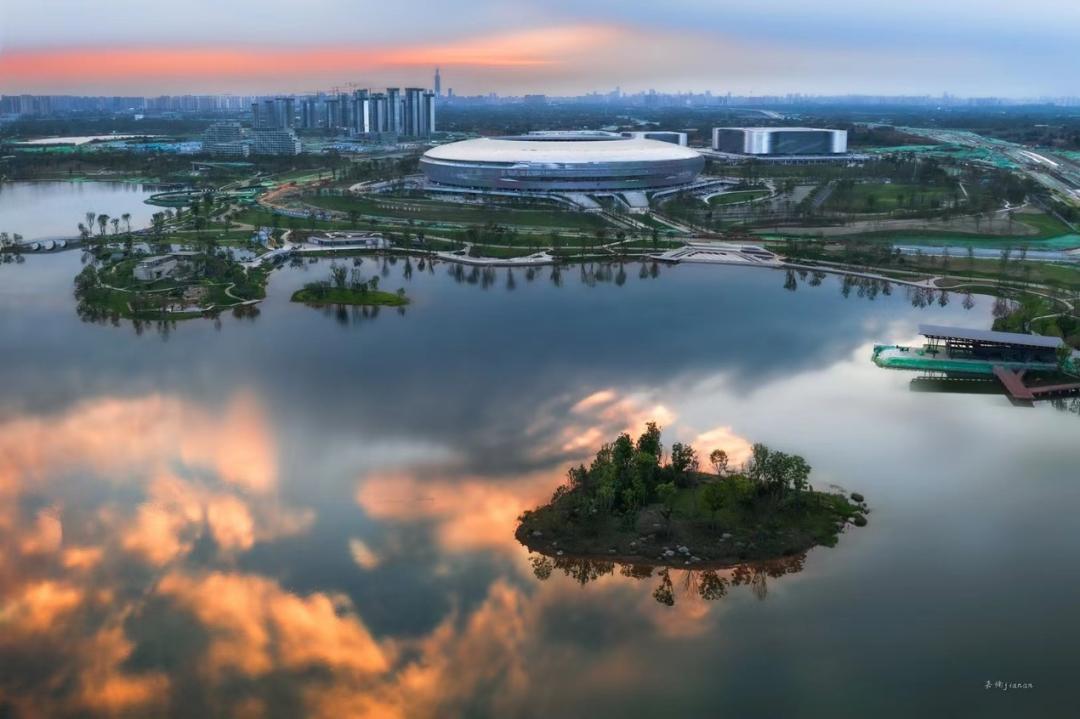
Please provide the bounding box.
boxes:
[1011,209,1073,239]
[291,287,409,306]
[825,182,955,213]
[303,194,609,231]
[233,208,350,231]
[708,189,770,206]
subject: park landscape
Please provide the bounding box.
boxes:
[3,19,1080,710]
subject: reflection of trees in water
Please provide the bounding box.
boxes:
[783,271,977,313]
[319,301,406,326]
[1050,397,1080,417]
[528,553,805,606]
[440,260,660,290]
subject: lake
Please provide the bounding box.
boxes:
[0,238,1076,716]
[0,181,160,240]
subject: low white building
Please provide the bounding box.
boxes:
[133,251,199,281]
[308,232,386,248]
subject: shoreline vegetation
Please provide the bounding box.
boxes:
[290,262,409,307]
[516,424,867,569]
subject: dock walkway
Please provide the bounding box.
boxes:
[992,366,1080,401]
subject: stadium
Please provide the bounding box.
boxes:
[420,132,705,191]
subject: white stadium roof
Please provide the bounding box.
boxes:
[423,136,702,165]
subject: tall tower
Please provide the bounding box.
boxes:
[434,68,442,98]
[385,88,401,133]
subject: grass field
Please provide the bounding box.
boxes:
[825,182,955,213]
[303,194,608,230]
[708,189,770,206]
[837,230,1080,250]
[291,287,409,306]
[767,208,1078,250]
[233,208,350,231]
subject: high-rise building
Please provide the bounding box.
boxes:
[434,68,442,98]
[403,88,436,137]
[324,97,340,129]
[369,93,387,133]
[252,97,295,129]
[385,88,402,133]
[404,88,422,136]
[351,90,370,134]
[422,91,436,136]
[337,92,351,130]
[300,98,319,129]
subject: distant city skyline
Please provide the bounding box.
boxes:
[2,0,1078,96]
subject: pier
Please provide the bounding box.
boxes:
[875,324,1080,403]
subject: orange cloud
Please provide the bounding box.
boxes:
[348,538,381,570]
[0,580,82,633]
[356,469,556,555]
[0,25,622,89]
[158,571,390,679]
[77,626,170,714]
[563,388,676,454]
[0,391,277,498]
[690,425,754,468]
[355,387,680,557]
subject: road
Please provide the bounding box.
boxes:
[896,126,1080,208]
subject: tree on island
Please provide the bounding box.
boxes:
[330,263,348,290]
[517,422,865,567]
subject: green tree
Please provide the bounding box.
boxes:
[669,442,699,479]
[656,482,677,517]
[701,481,725,516]
[329,263,348,289]
[709,449,729,476]
[636,422,663,460]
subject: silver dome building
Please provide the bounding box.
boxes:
[420,132,704,191]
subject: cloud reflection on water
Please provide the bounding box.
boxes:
[0,380,787,717]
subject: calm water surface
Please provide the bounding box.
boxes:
[0,181,160,240]
[0,241,1077,716]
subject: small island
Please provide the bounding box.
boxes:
[517,423,867,567]
[291,262,410,307]
[74,247,269,322]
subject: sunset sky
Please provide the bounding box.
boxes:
[2,0,1077,96]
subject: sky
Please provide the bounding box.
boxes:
[1,0,1078,97]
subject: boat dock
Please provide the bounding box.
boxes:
[992,366,1080,402]
[875,324,1080,403]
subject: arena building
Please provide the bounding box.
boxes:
[619,130,689,146]
[712,127,848,155]
[420,131,704,191]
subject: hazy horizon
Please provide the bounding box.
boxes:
[2,0,1078,97]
